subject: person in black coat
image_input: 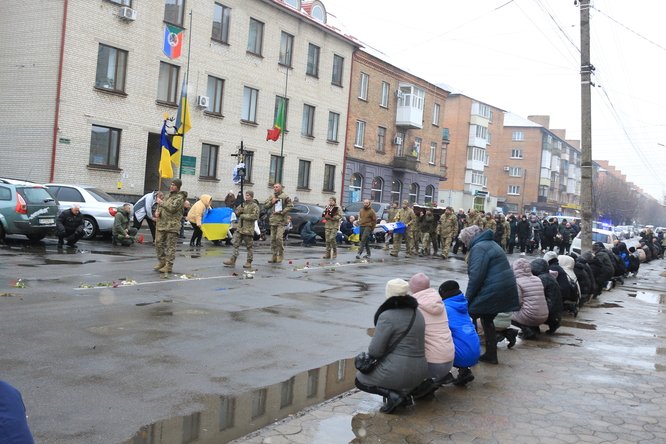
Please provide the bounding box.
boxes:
[543,251,577,315]
[582,251,605,298]
[592,242,616,291]
[507,214,518,254]
[56,204,85,247]
[570,252,595,306]
[516,215,531,254]
[530,259,563,333]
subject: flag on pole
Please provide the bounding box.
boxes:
[171,78,192,170]
[158,121,177,178]
[163,24,184,59]
[266,98,285,141]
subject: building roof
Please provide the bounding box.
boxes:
[503,112,543,128]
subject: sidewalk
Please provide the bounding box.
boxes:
[235,259,666,443]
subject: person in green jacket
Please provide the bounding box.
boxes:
[154,179,188,273]
[112,203,138,246]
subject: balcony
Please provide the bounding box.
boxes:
[395,84,424,129]
[392,156,418,172]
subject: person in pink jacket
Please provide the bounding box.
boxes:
[409,272,455,385]
[511,258,549,339]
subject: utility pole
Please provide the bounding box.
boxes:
[579,0,594,252]
[231,141,252,206]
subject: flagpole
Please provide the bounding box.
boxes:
[178,10,193,180]
[279,66,289,182]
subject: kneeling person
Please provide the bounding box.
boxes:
[56,204,85,247]
[113,203,138,246]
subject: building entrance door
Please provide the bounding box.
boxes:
[144,133,162,193]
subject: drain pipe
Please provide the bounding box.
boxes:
[50,0,68,182]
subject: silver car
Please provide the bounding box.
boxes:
[45,184,127,240]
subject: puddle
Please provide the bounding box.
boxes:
[635,291,666,304]
[124,358,356,444]
[560,319,597,330]
[589,302,622,308]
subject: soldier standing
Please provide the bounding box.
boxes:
[390,200,416,257]
[419,208,438,256]
[264,183,293,263]
[154,179,188,273]
[438,206,459,259]
[484,212,497,234]
[467,209,482,228]
[224,191,259,268]
[383,201,399,251]
[322,197,342,259]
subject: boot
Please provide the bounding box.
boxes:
[377,389,406,414]
[268,255,277,263]
[154,261,166,271]
[195,240,201,247]
[223,256,236,267]
[323,251,331,259]
[189,239,195,247]
[275,256,283,263]
[479,353,498,364]
[453,368,475,386]
[505,328,518,348]
[332,250,337,259]
[158,264,172,273]
[243,261,252,269]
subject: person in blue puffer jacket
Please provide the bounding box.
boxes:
[439,280,481,386]
[0,380,35,444]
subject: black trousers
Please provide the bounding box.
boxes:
[58,227,84,245]
[471,313,497,360]
[190,222,203,245]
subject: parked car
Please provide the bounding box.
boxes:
[343,201,392,224]
[571,228,618,255]
[0,178,59,241]
[289,203,327,240]
[45,184,127,240]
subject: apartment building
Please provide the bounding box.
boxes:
[342,50,449,206]
[438,93,503,212]
[500,114,581,216]
[2,0,357,203]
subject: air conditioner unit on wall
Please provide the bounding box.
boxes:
[197,96,210,108]
[393,136,403,145]
[119,6,137,21]
[503,166,510,172]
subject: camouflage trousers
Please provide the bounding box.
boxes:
[232,232,254,262]
[392,229,414,255]
[270,224,285,259]
[325,226,337,256]
[155,230,178,266]
[420,232,438,255]
[441,236,454,258]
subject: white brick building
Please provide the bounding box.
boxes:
[2,0,358,204]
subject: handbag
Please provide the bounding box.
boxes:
[355,309,417,374]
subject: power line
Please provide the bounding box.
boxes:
[592,6,666,52]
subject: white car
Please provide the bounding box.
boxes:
[45,184,127,240]
[571,228,618,255]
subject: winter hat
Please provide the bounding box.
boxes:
[385,279,410,299]
[438,280,461,299]
[592,242,605,252]
[171,178,182,189]
[408,273,430,294]
[543,251,558,264]
[458,225,482,247]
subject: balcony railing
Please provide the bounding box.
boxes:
[392,156,418,172]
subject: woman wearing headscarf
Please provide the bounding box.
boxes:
[355,279,428,414]
[186,194,213,247]
[530,258,563,333]
[458,225,520,364]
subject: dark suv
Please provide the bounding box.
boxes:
[0,179,59,241]
[343,201,392,224]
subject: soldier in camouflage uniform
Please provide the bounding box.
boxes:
[322,197,342,259]
[390,200,416,257]
[264,183,293,263]
[384,201,399,250]
[438,206,459,259]
[411,207,422,255]
[501,214,510,250]
[467,209,483,229]
[484,212,497,234]
[419,208,438,256]
[154,179,188,273]
[223,191,259,268]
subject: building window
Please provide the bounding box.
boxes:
[336,360,346,382]
[206,75,224,115]
[327,112,339,142]
[301,104,315,137]
[323,164,335,192]
[409,183,419,203]
[297,159,311,189]
[509,167,523,177]
[307,369,319,398]
[512,131,524,141]
[429,142,437,164]
[376,127,386,153]
[359,72,369,100]
[241,86,258,122]
[157,61,179,104]
[331,54,344,86]
[424,185,435,205]
[432,103,440,126]
[274,96,289,131]
[391,179,402,202]
[511,148,523,159]
[380,81,389,107]
[349,173,362,202]
[244,151,254,183]
[219,397,235,431]
[411,137,422,159]
[200,143,219,179]
[279,31,294,67]
[371,177,383,202]
[269,155,284,185]
[508,185,520,195]
[247,18,264,55]
[212,3,231,43]
[280,377,295,409]
[306,43,320,77]
[441,145,447,166]
[95,44,127,92]
[354,121,365,147]
[164,0,185,26]
[250,389,267,419]
[182,412,200,444]
[89,125,120,167]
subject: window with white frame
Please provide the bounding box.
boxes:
[95,44,127,92]
[411,137,421,159]
[512,131,524,141]
[206,75,224,115]
[279,31,294,67]
[474,125,488,140]
[429,142,436,164]
[349,173,362,202]
[247,18,264,55]
[306,43,320,77]
[212,3,231,43]
[509,167,523,177]
[323,164,335,192]
[470,172,487,187]
[331,54,344,86]
[301,104,315,137]
[354,120,365,147]
[359,72,369,100]
[200,143,219,179]
[371,177,383,202]
[424,185,435,205]
[241,86,258,122]
[269,155,283,185]
[473,102,492,119]
[380,81,389,107]
[510,148,523,159]
[467,147,487,163]
[89,124,120,167]
[157,61,179,104]
[327,112,339,142]
[297,159,311,189]
[432,103,440,126]
[391,179,402,202]
[508,185,520,195]
[377,127,386,153]
[409,183,419,203]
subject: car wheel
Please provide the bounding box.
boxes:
[82,217,98,240]
[26,234,46,242]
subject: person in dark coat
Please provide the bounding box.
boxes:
[544,251,577,315]
[0,380,35,443]
[507,214,518,254]
[300,216,318,247]
[543,218,558,252]
[355,279,428,414]
[531,259,563,333]
[569,252,595,305]
[592,242,615,291]
[458,225,520,364]
[511,258,549,339]
[582,251,606,298]
[56,204,85,247]
[516,215,531,254]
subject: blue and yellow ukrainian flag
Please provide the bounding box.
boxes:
[201,207,233,241]
[158,121,176,178]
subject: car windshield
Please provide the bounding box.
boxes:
[86,187,116,202]
[592,232,610,243]
[20,187,55,204]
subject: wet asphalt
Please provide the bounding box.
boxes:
[1,233,664,443]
